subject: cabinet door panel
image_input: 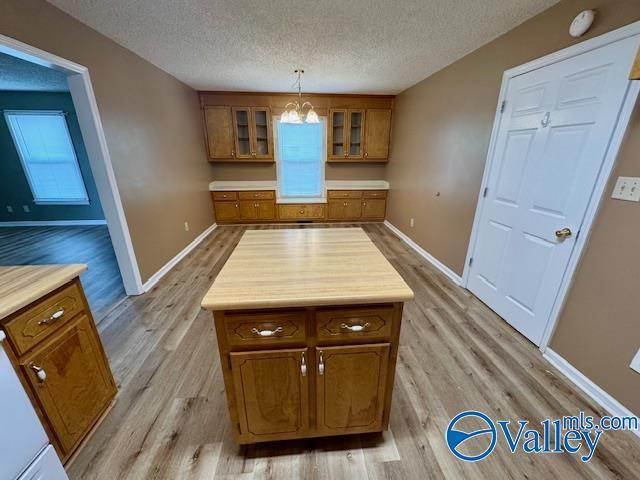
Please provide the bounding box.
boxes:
[327,200,346,219]
[204,106,235,159]
[20,315,116,454]
[256,200,276,220]
[344,199,362,219]
[232,107,252,158]
[364,109,392,160]
[230,348,309,439]
[362,199,387,219]
[328,109,347,159]
[214,201,240,222]
[251,108,273,159]
[239,201,258,220]
[316,344,389,434]
[347,110,365,159]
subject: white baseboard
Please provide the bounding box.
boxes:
[0,219,107,227]
[142,223,217,293]
[544,349,639,437]
[383,220,462,286]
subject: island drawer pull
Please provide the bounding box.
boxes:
[38,308,65,326]
[300,352,307,377]
[250,326,283,337]
[340,322,370,332]
[318,351,324,376]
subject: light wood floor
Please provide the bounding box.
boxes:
[67,224,640,479]
[0,226,126,321]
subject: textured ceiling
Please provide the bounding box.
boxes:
[0,52,69,92]
[46,0,559,94]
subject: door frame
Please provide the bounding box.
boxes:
[0,33,144,295]
[462,21,640,352]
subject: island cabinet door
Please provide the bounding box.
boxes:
[230,348,309,441]
[315,343,389,435]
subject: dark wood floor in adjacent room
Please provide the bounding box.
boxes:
[0,225,126,321]
[66,223,640,479]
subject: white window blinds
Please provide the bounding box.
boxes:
[5,111,89,204]
[276,119,325,198]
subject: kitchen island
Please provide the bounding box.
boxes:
[201,228,414,444]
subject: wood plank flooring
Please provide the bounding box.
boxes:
[66,224,640,479]
[0,226,126,321]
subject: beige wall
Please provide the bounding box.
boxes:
[387,0,640,414]
[1,0,214,282]
[211,163,387,181]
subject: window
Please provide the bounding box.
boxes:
[275,119,326,199]
[5,111,89,205]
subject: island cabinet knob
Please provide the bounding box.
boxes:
[250,326,283,337]
[29,363,47,383]
[318,351,324,376]
[300,352,307,377]
[340,322,370,332]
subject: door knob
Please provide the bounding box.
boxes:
[555,227,572,239]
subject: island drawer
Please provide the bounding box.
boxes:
[213,191,238,201]
[327,190,362,199]
[224,310,306,348]
[363,190,388,199]
[5,280,85,356]
[238,190,275,200]
[316,305,394,343]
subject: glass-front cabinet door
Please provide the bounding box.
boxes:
[347,110,364,159]
[329,109,347,160]
[232,107,252,159]
[251,107,273,159]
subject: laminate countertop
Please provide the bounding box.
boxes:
[208,180,390,191]
[0,264,87,319]
[201,228,413,311]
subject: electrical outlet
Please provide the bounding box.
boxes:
[611,176,640,202]
[631,348,640,374]
[410,218,415,228]
[22,205,30,213]
[184,221,190,232]
[6,206,13,213]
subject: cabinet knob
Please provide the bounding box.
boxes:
[365,152,368,157]
[232,151,235,157]
[38,308,65,326]
[235,204,239,208]
[29,363,47,383]
[300,352,307,377]
[318,351,324,376]
[299,210,305,214]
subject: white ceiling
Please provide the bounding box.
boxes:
[0,52,69,92]
[46,0,558,94]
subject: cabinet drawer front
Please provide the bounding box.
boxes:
[362,190,388,199]
[278,204,326,220]
[225,310,306,347]
[5,281,84,356]
[238,190,275,200]
[327,190,362,199]
[212,191,238,201]
[20,314,116,455]
[316,306,393,343]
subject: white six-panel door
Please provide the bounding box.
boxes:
[467,35,639,346]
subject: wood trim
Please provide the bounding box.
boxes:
[199,91,396,99]
[630,45,640,79]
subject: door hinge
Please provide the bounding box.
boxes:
[575,230,581,240]
[228,355,232,370]
[237,422,241,432]
[500,100,506,113]
[483,187,488,198]
[469,257,473,266]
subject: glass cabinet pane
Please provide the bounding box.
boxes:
[349,111,363,156]
[234,109,251,156]
[253,109,269,155]
[331,111,345,156]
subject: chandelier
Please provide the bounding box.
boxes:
[280,69,319,124]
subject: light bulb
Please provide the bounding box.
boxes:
[280,110,290,123]
[305,109,319,123]
[289,109,301,123]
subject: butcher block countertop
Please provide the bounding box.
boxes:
[0,264,87,319]
[201,228,413,311]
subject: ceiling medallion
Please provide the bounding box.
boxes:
[280,69,319,124]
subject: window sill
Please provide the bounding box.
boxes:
[34,200,90,206]
[277,197,327,204]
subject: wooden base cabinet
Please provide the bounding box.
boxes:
[212,303,403,444]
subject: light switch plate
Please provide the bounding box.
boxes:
[631,348,640,374]
[611,176,640,202]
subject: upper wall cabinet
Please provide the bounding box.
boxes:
[204,106,274,162]
[328,108,391,163]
